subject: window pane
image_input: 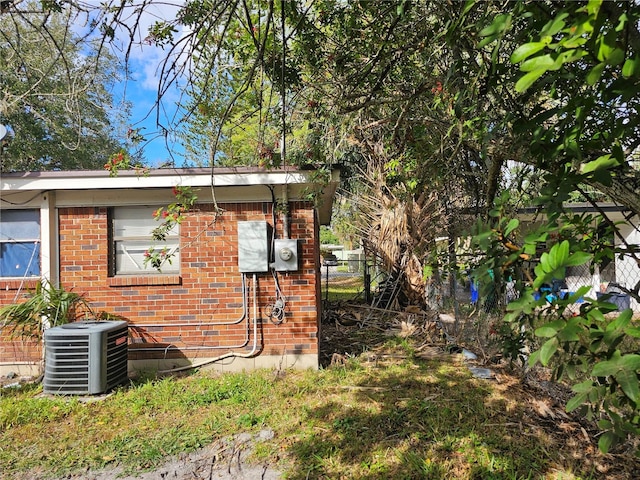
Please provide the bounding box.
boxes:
[0,209,40,240]
[114,206,178,237]
[0,242,40,277]
[115,240,179,274]
[112,205,180,275]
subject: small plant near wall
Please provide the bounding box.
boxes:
[144,185,198,271]
[0,280,94,341]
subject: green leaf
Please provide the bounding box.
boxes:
[597,28,618,61]
[562,35,588,49]
[557,240,570,265]
[587,307,606,323]
[616,11,629,31]
[535,326,559,338]
[524,231,548,244]
[569,285,592,302]
[607,48,624,66]
[510,42,547,64]
[535,319,565,338]
[593,358,618,377]
[549,240,569,270]
[462,0,475,15]
[554,49,585,68]
[558,320,582,342]
[540,337,559,366]
[528,349,541,367]
[597,419,613,430]
[580,154,619,174]
[515,68,546,91]
[586,62,606,85]
[532,267,546,290]
[478,13,512,47]
[565,251,591,267]
[622,57,640,78]
[606,309,632,333]
[591,351,640,377]
[620,354,640,371]
[539,251,551,272]
[572,380,594,394]
[598,431,616,454]
[625,327,640,338]
[520,54,555,72]
[540,13,568,37]
[615,369,639,403]
[504,218,519,236]
[566,392,588,412]
[479,13,511,38]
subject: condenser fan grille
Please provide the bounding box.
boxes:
[106,329,128,387]
[44,336,90,393]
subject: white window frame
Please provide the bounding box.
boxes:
[0,209,41,278]
[112,206,180,275]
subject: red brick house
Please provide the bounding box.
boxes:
[0,167,339,376]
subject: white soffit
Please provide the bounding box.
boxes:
[0,169,323,192]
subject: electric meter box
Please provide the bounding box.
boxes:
[238,221,270,272]
[273,238,300,272]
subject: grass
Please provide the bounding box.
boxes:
[322,274,365,302]
[1,345,636,479]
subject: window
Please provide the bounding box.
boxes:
[111,206,179,275]
[0,209,40,277]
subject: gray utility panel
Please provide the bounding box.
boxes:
[238,221,270,272]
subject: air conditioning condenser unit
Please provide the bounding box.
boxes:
[43,320,129,395]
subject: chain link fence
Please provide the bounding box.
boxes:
[444,252,640,314]
[321,255,402,305]
[320,258,370,303]
[321,247,640,314]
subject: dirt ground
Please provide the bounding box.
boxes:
[56,431,282,480]
[3,302,640,479]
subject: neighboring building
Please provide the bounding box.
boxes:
[0,167,339,376]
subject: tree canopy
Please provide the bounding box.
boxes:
[0,1,128,171]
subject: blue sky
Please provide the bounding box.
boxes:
[122,64,185,167]
[109,1,189,167]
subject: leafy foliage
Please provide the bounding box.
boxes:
[0,280,93,341]
[473,184,640,453]
[0,2,127,171]
[468,1,640,452]
[319,226,339,245]
[144,185,199,271]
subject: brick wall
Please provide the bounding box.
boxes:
[0,278,42,364]
[55,201,320,364]
[1,200,320,369]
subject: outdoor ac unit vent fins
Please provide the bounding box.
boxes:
[43,320,128,395]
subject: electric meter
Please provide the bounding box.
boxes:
[279,247,293,261]
[273,239,299,271]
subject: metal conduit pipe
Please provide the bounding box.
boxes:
[128,274,248,329]
[282,184,289,239]
[157,274,262,374]
[129,328,250,353]
[129,276,252,352]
